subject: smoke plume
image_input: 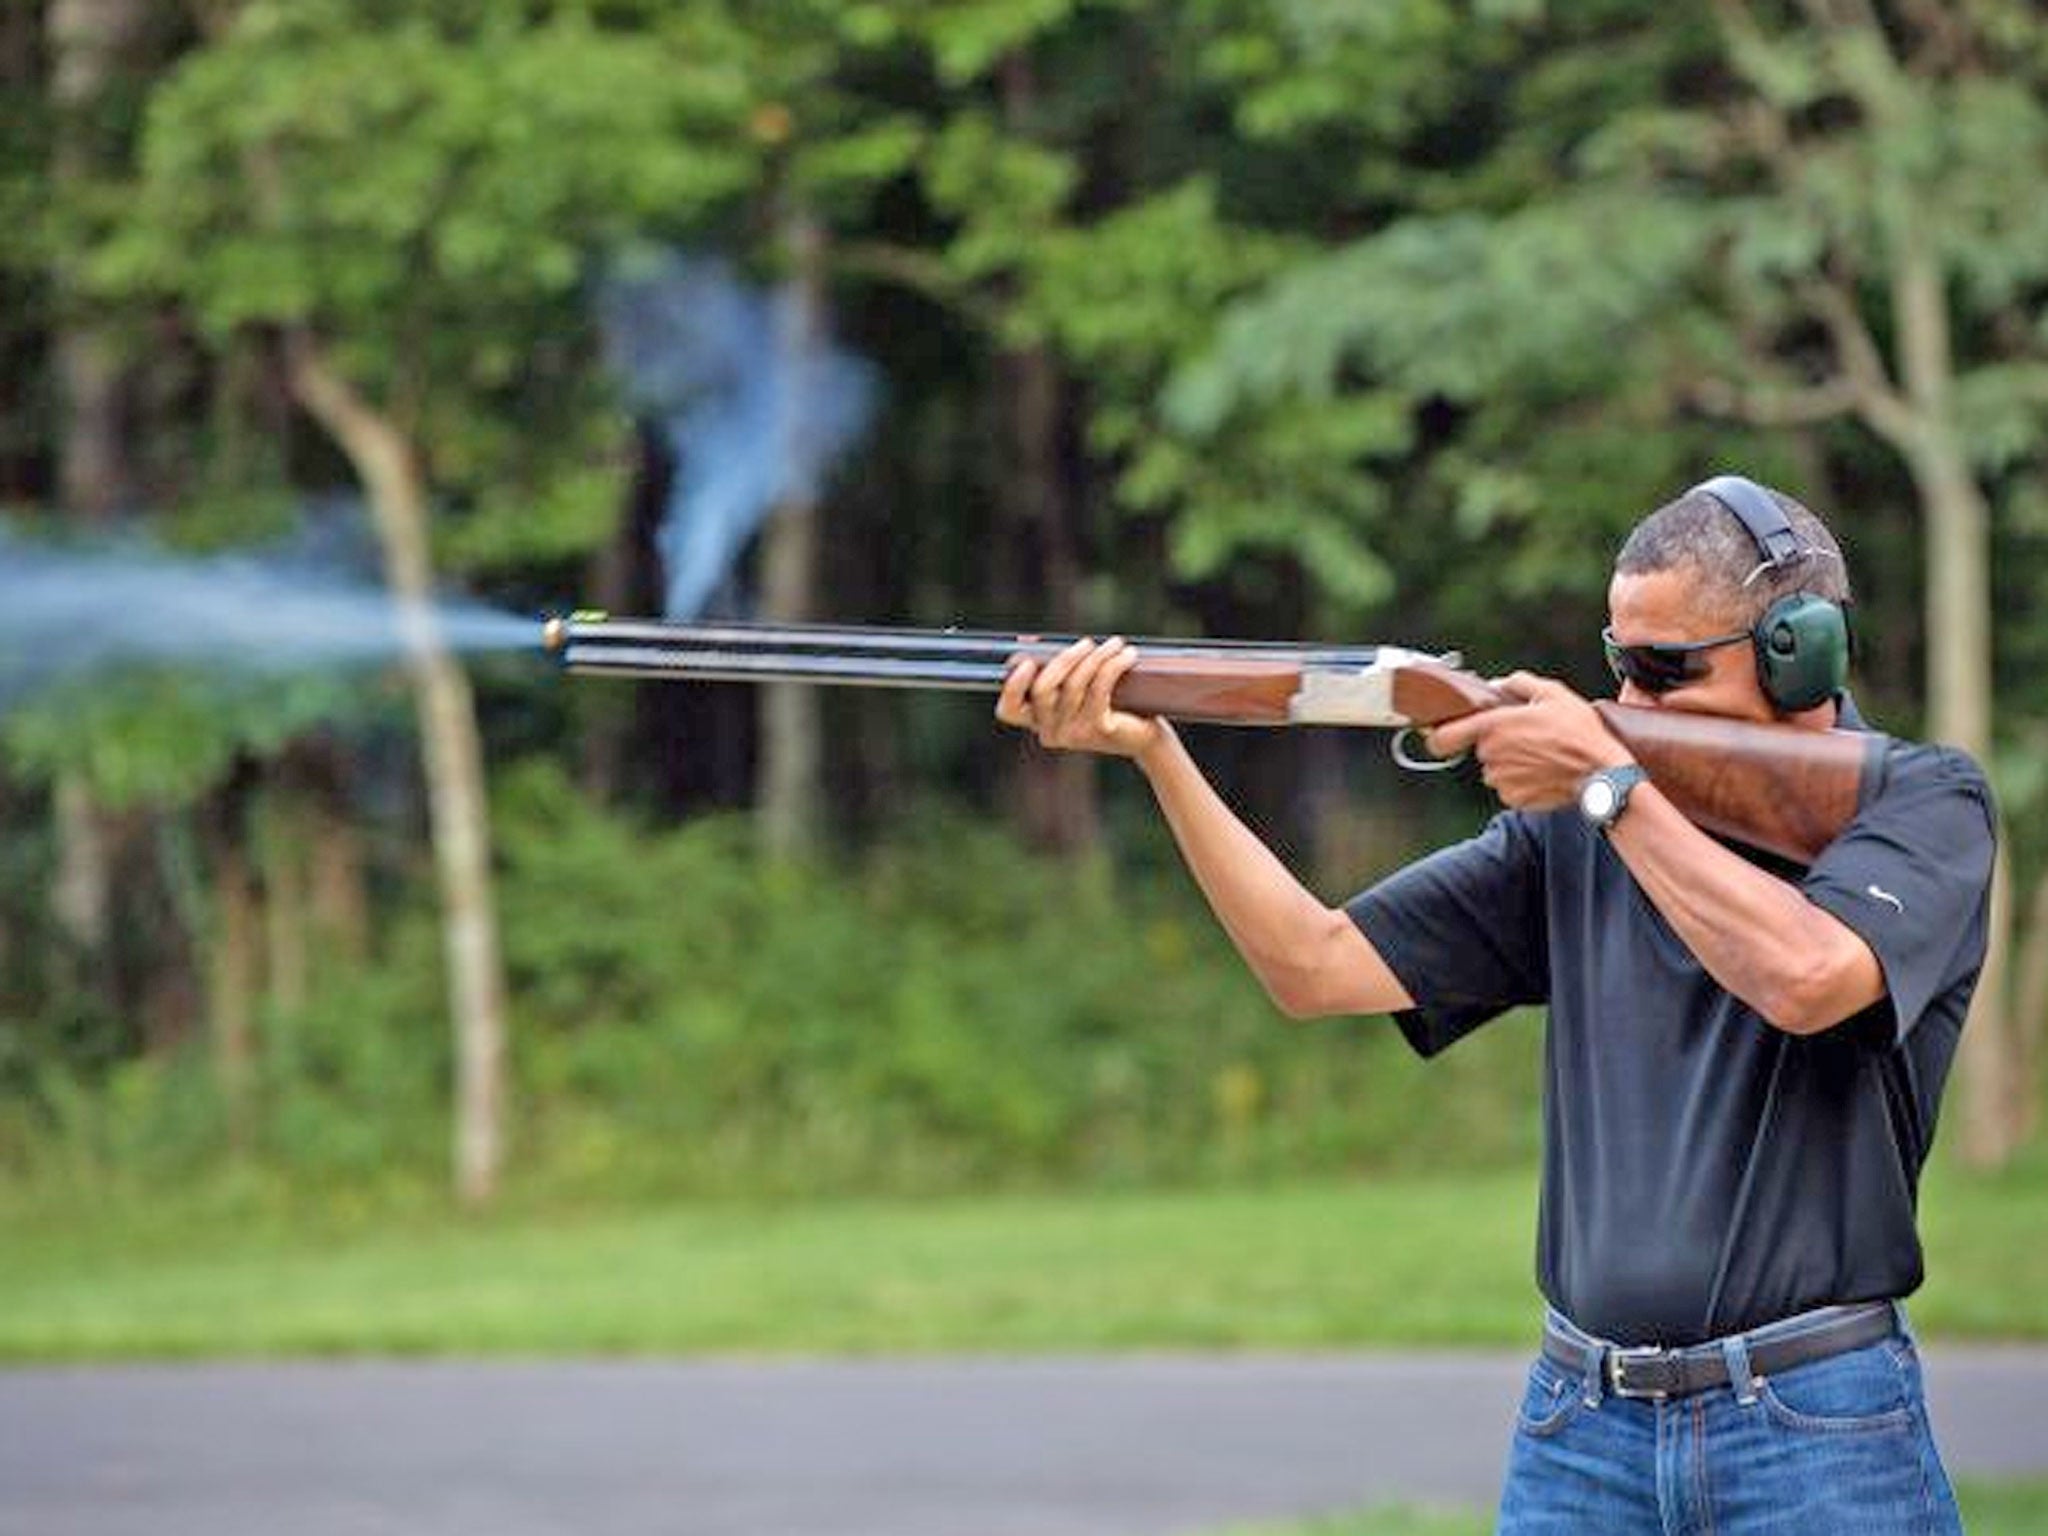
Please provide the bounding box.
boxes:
[599,252,877,620]
[0,522,531,702]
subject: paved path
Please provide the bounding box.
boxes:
[3,1351,2044,1536]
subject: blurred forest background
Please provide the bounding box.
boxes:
[2,0,2046,1216]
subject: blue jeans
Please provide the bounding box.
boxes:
[1498,1310,1962,1534]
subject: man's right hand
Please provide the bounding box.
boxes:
[995,636,1167,761]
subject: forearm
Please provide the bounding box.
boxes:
[1607,785,1882,1032]
[1136,726,1411,1017]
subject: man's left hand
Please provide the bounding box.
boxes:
[1424,672,1636,811]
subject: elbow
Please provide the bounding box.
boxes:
[1754,917,1888,1036]
[1756,988,1838,1037]
[1262,967,1331,1021]
[1755,958,1867,1037]
[1258,908,1369,1021]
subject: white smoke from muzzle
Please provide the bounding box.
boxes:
[598,251,877,620]
[0,514,534,703]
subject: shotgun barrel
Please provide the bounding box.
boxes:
[544,612,1388,679]
[542,612,1419,725]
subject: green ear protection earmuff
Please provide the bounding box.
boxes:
[1689,475,1850,714]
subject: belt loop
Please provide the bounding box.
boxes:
[1890,1299,1916,1346]
[1550,1309,1605,1409]
[1581,1349,1604,1409]
[1720,1332,1759,1406]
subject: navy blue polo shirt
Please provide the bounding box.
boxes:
[1345,708,1996,1346]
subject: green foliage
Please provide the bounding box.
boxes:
[92,0,757,577]
[0,883,445,1184]
[104,5,753,334]
[2,669,387,809]
[1,762,1541,1197]
[923,111,1078,289]
[1195,0,1524,147]
[440,464,624,574]
[1170,194,1712,422]
[917,0,1094,86]
[1011,181,1410,609]
[490,761,1540,1195]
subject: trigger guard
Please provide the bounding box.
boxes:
[1392,727,1463,774]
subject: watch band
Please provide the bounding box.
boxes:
[1581,763,1649,832]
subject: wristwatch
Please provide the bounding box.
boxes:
[1579,764,1649,833]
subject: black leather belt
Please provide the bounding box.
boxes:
[1542,1302,1898,1402]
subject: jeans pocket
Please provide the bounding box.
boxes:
[1516,1358,1588,1439]
[1755,1339,1915,1434]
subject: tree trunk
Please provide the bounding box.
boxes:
[1902,448,2016,1167]
[286,332,510,1207]
[300,745,370,968]
[50,775,114,955]
[261,786,310,1018]
[2012,858,2048,1144]
[46,0,149,1027]
[127,815,205,1056]
[1892,231,2027,1165]
[1899,381,1992,758]
[50,0,144,520]
[211,842,260,1137]
[755,207,827,861]
[200,764,262,1146]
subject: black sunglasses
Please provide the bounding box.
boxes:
[1601,626,1750,695]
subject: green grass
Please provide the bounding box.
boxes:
[1915,1153,2048,1339]
[0,1173,1537,1358]
[1201,1481,2048,1536]
[0,1159,2042,1360]
[1958,1480,2048,1535]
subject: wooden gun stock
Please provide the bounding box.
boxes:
[1106,656,1882,865]
[1589,701,1882,865]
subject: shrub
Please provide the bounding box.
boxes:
[0,759,1543,1201]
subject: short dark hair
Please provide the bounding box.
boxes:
[1615,484,1850,628]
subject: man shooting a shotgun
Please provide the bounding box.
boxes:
[995,476,1995,1536]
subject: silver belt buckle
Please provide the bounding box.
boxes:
[1605,1345,1672,1401]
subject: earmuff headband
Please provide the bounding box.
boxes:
[1690,475,1804,570]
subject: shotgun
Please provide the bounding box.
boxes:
[542,613,1885,865]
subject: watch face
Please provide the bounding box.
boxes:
[1581,779,1618,821]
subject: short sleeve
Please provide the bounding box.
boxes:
[1345,811,1549,1057]
[1801,742,1996,1043]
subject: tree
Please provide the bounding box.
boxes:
[45,0,187,1051]
[103,0,754,1200]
